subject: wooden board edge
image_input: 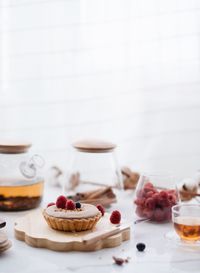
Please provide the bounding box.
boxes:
[15,226,130,252]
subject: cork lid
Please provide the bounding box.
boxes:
[0,141,32,154]
[72,139,116,153]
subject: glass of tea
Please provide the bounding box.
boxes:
[172,204,200,242]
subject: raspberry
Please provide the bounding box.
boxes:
[143,187,153,195]
[153,192,160,201]
[160,198,170,207]
[159,191,168,199]
[168,194,177,205]
[135,197,145,206]
[145,198,155,209]
[66,200,76,210]
[110,210,121,224]
[153,208,165,222]
[146,191,154,198]
[56,195,67,209]
[96,204,105,216]
[144,182,154,188]
[47,202,55,208]
[143,208,153,219]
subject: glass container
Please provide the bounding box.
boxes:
[0,141,45,211]
[172,204,200,242]
[134,173,179,222]
[66,139,123,192]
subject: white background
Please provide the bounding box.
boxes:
[0,0,200,178]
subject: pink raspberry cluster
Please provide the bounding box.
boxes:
[134,182,177,222]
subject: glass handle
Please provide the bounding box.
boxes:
[19,154,45,179]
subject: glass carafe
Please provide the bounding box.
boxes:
[0,141,45,211]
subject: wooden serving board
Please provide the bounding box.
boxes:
[14,210,130,252]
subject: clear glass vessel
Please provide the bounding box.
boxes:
[172,204,200,242]
[134,173,179,222]
[0,141,45,211]
[66,139,123,191]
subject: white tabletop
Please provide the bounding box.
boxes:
[1,187,200,273]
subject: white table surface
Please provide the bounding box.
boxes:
[1,186,200,273]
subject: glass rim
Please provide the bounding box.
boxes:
[172,203,200,214]
[140,172,174,178]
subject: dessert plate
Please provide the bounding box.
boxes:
[14,210,130,251]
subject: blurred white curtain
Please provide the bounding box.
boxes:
[0,0,200,177]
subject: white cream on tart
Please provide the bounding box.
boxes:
[45,203,100,219]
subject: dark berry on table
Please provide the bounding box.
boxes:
[75,202,81,209]
[47,202,55,208]
[66,200,76,210]
[96,204,105,216]
[136,243,146,252]
[56,196,67,209]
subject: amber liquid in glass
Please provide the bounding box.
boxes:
[0,178,44,211]
[174,216,200,241]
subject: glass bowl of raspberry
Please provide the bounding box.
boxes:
[134,173,179,223]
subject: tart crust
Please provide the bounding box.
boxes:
[43,210,101,232]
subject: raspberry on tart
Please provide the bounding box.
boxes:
[96,204,105,216]
[66,200,76,210]
[47,202,55,208]
[56,195,67,209]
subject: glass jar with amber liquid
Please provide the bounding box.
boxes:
[0,141,45,211]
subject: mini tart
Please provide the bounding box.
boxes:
[43,204,102,232]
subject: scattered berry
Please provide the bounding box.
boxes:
[96,204,105,216]
[136,243,146,252]
[47,202,55,208]
[66,200,76,210]
[110,210,121,224]
[56,195,67,209]
[113,256,128,266]
[75,202,81,209]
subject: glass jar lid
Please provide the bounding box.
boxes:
[72,139,116,153]
[0,141,32,154]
